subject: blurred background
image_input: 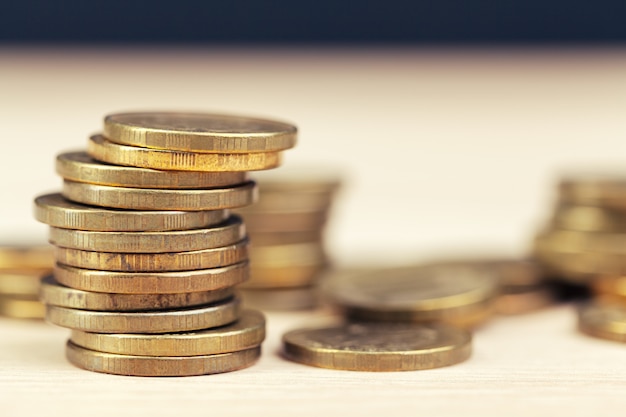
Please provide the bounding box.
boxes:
[2,0,625,265]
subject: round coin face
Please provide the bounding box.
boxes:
[282,322,471,372]
[104,112,297,153]
[578,302,626,343]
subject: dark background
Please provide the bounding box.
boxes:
[2,0,626,44]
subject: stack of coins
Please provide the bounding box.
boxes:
[34,111,296,376]
[0,245,53,319]
[235,171,340,310]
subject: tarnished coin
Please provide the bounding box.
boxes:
[104,111,297,153]
[46,296,240,333]
[323,264,499,328]
[282,322,471,372]
[70,309,265,356]
[578,302,626,343]
[54,240,248,271]
[240,287,319,311]
[40,275,234,311]
[552,204,626,233]
[56,151,248,189]
[0,295,45,319]
[63,180,257,211]
[35,193,229,232]
[54,261,248,294]
[48,215,245,253]
[66,342,261,376]
[88,135,282,172]
[0,270,46,296]
[0,245,53,270]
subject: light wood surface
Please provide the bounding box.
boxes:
[1,47,626,415]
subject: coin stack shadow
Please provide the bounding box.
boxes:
[33,111,296,376]
[235,173,340,311]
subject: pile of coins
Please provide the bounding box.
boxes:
[0,245,52,319]
[533,172,626,343]
[33,111,296,376]
[236,172,340,310]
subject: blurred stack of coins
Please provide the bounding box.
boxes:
[33,111,296,376]
[533,172,626,343]
[0,245,53,319]
[235,171,340,310]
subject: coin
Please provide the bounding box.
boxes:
[88,135,282,172]
[551,204,626,233]
[0,270,46,296]
[240,287,319,311]
[56,151,248,189]
[250,242,327,268]
[54,261,248,294]
[63,179,257,211]
[559,171,626,209]
[282,322,471,372]
[70,309,265,356]
[46,296,240,333]
[0,295,45,319]
[54,240,248,272]
[244,264,327,289]
[0,245,53,270]
[249,231,323,246]
[534,250,623,281]
[66,342,261,376]
[535,229,626,255]
[323,264,499,328]
[578,302,626,343]
[238,209,329,233]
[40,275,234,311]
[104,112,297,153]
[48,215,245,253]
[495,285,556,315]
[35,193,229,232]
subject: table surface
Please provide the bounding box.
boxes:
[1,47,626,416]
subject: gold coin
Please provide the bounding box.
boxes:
[0,270,46,296]
[70,309,265,356]
[250,242,327,268]
[63,179,257,211]
[282,322,471,372]
[0,245,53,270]
[56,151,248,189]
[533,250,622,282]
[0,295,45,319]
[495,285,556,315]
[88,135,281,172]
[238,208,329,233]
[104,111,297,153]
[35,193,229,232]
[46,296,240,333]
[40,275,234,311]
[552,204,626,232]
[66,342,261,376]
[559,172,626,209]
[249,230,323,246]
[48,215,245,253]
[323,264,499,328]
[54,240,247,272]
[54,261,248,294]
[239,287,319,311]
[244,264,327,289]
[578,302,626,343]
[535,229,626,255]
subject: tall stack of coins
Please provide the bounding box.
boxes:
[34,112,296,376]
[235,171,340,310]
[0,245,53,319]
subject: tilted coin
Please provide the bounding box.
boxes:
[282,322,471,372]
[104,111,297,153]
[70,309,265,356]
[56,151,248,189]
[0,245,53,270]
[0,269,47,296]
[244,264,328,289]
[54,240,248,271]
[63,180,257,211]
[35,193,229,232]
[66,342,261,376]
[40,275,234,311]
[54,261,248,294]
[88,135,282,172]
[48,215,245,253]
[552,204,626,233]
[46,296,240,333]
[578,302,626,343]
[323,263,499,328]
[240,287,319,311]
[0,295,45,319]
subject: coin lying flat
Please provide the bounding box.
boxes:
[40,275,234,311]
[559,171,626,209]
[70,309,265,356]
[282,322,471,372]
[0,245,53,270]
[323,264,499,328]
[591,275,626,299]
[88,135,282,172]
[534,249,626,281]
[238,209,329,233]
[54,261,248,294]
[535,229,626,255]
[496,285,556,315]
[46,296,240,333]
[240,287,319,311]
[48,216,245,253]
[0,270,47,296]
[66,341,261,376]
[56,151,248,189]
[54,240,248,271]
[250,242,327,268]
[35,193,229,232]
[244,264,327,289]
[104,112,297,153]
[249,231,323,246]
[551,204,626,233]
[63,180,257,211]
[0,295,45,319]
[578,302,626,343]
